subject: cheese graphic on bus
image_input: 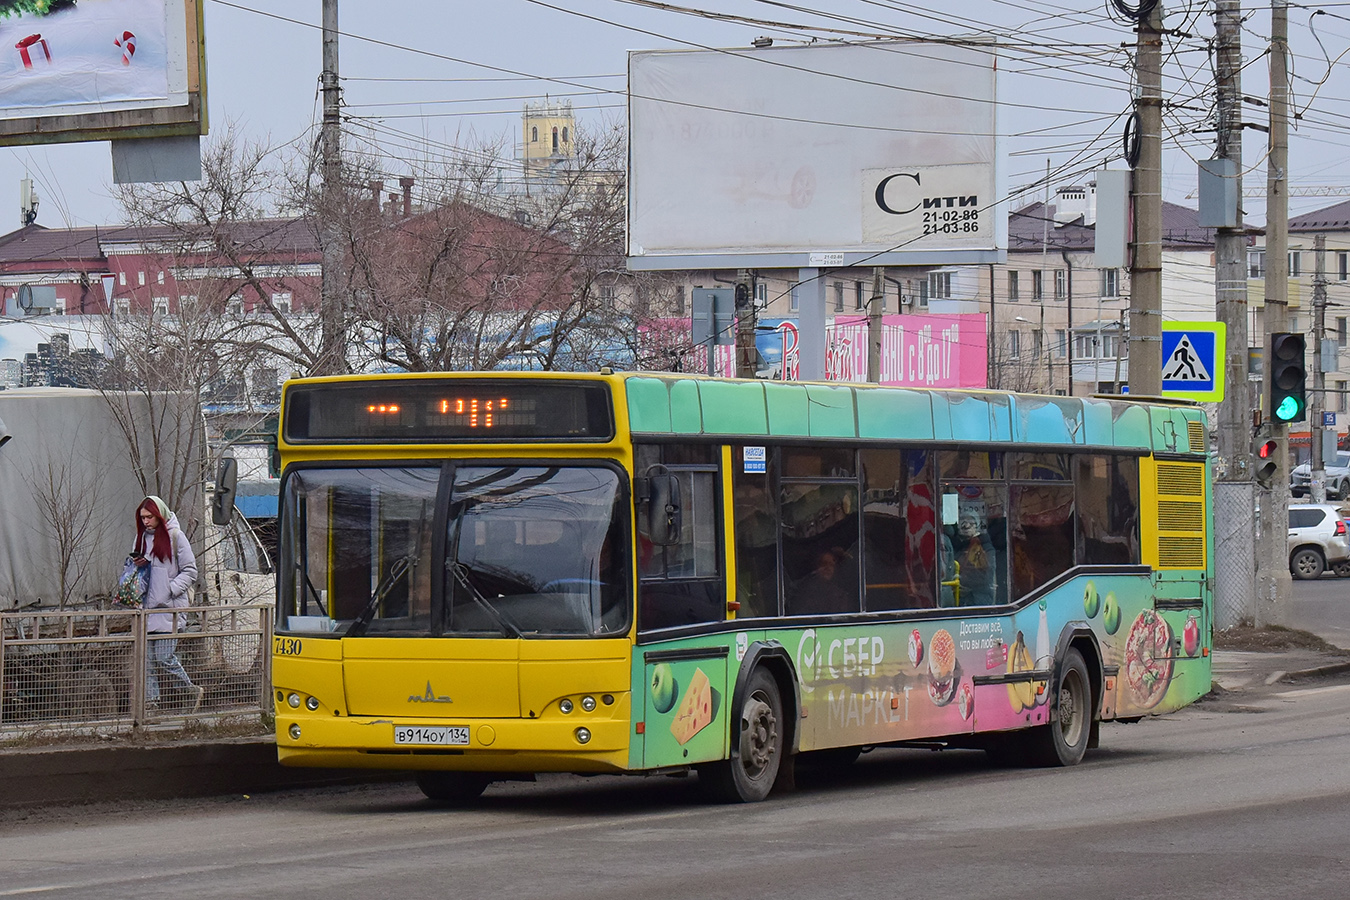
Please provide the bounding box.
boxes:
[671,667,713,745]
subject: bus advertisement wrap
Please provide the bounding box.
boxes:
[270,372,1211,804]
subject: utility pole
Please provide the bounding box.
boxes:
[734,269,757,379]
[1256,0,1292,626]
[1311,234,1328,501]
[1129,2,1164,395]
[1212,0,1254,632]
[318,0,347,375]
[867,267,883,383]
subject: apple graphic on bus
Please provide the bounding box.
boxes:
[1102,591,1121,635]
[1083,581,1100,618]
[650,663,678,714]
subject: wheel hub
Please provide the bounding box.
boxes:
[741,695,777,774]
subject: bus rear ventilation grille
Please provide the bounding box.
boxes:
[1187,420,1206,451]
[1156,463,1205,497]
[1158,535,1205,569]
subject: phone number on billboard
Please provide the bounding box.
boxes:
[922,221,983,235]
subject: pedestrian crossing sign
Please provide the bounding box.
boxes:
[1161,322,1225,402]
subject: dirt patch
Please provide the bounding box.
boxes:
[1214,624,1350,655]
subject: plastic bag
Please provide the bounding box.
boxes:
[113,557,148,608]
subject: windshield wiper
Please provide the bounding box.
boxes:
[344,556,414,637]
[448,560,522,638]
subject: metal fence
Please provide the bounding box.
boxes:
[0,604,272,736]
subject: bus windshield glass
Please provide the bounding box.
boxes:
[278,465,628,637]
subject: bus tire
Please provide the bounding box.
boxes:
[1024,648,1092,767]
[698,669,783,803]
[415,771,491,804]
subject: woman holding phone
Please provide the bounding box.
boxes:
[133,495,203,713]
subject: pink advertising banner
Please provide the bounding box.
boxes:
[825,314,987,387]
[642,313,987,388]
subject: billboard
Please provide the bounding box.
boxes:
[628,41,1003,270]
[0,0,204,147]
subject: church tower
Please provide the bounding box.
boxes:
[522,99,575,182]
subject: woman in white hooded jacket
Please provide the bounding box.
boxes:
[132,495,203,713]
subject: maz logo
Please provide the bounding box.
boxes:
[408,681,453,703]
[874,172,978,215]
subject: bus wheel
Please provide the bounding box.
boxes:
[699,669,783,803]
[415,771,491,804]
[1025,648,1092,767]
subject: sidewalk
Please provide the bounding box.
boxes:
[4,645,1348,811]
[0,735,403,810]
[1211,646,1350,691]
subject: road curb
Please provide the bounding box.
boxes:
[0,739,405,810]
[1280,661,1350,682]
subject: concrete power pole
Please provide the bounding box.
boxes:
[318,0,347,375]
[1311,235,1328,502]
[1211,0,1253,631]
[734,269,757,379]
[867,267,883,383]
[1256,0,1292,626]
[1129,2,1164,395]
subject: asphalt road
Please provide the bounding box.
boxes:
[2,672,1348,900]
[1286,573,1350,649]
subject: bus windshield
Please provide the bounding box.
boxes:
[279,465,629,637]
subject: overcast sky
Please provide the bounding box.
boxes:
[2,0,1346,232]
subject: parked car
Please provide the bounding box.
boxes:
[1288,503,1350,579]
[1291,451,1350,499]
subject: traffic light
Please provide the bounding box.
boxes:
[1269,332,1307,423]
[734,280,752,311]
[1254,436,1279,488]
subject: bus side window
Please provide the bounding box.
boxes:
[731,445,780,619]
[861,448,931,611]
[1075,454,1141,565]
[781,481,860,616]
[637,445,724,631]
[1010,483,1075,600]
[940,483,1007,607]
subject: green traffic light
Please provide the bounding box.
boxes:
[1275,395,1302,421]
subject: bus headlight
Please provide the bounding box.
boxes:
[288,724,301,740]
[559,698,574,714]
[305,696,320,711]
[580,696,597,712]
[287,693,301,708]
[575,727,592,744]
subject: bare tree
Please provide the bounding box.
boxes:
[26,433,112,609]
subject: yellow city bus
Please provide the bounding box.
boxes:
[271,371,1213,803]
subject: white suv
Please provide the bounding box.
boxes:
[1288,503,1350,579]
[1291,451,1350,499]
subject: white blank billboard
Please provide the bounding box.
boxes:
[627,41,1003,270]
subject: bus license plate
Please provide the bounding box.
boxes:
[394,725,470,746]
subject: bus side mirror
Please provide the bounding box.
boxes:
[212,457,238,526]
[644,473,683,546]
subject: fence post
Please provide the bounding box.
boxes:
[131,609,146,724]
[0,615,7,725]
[260,606,273,717]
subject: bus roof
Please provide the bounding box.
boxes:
[621,374,1207,455]
[276,371,1208,456]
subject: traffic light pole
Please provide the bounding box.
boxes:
[1311,236,1328,503]
[1255,0,1293,628]
[1213,0,1253,633]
